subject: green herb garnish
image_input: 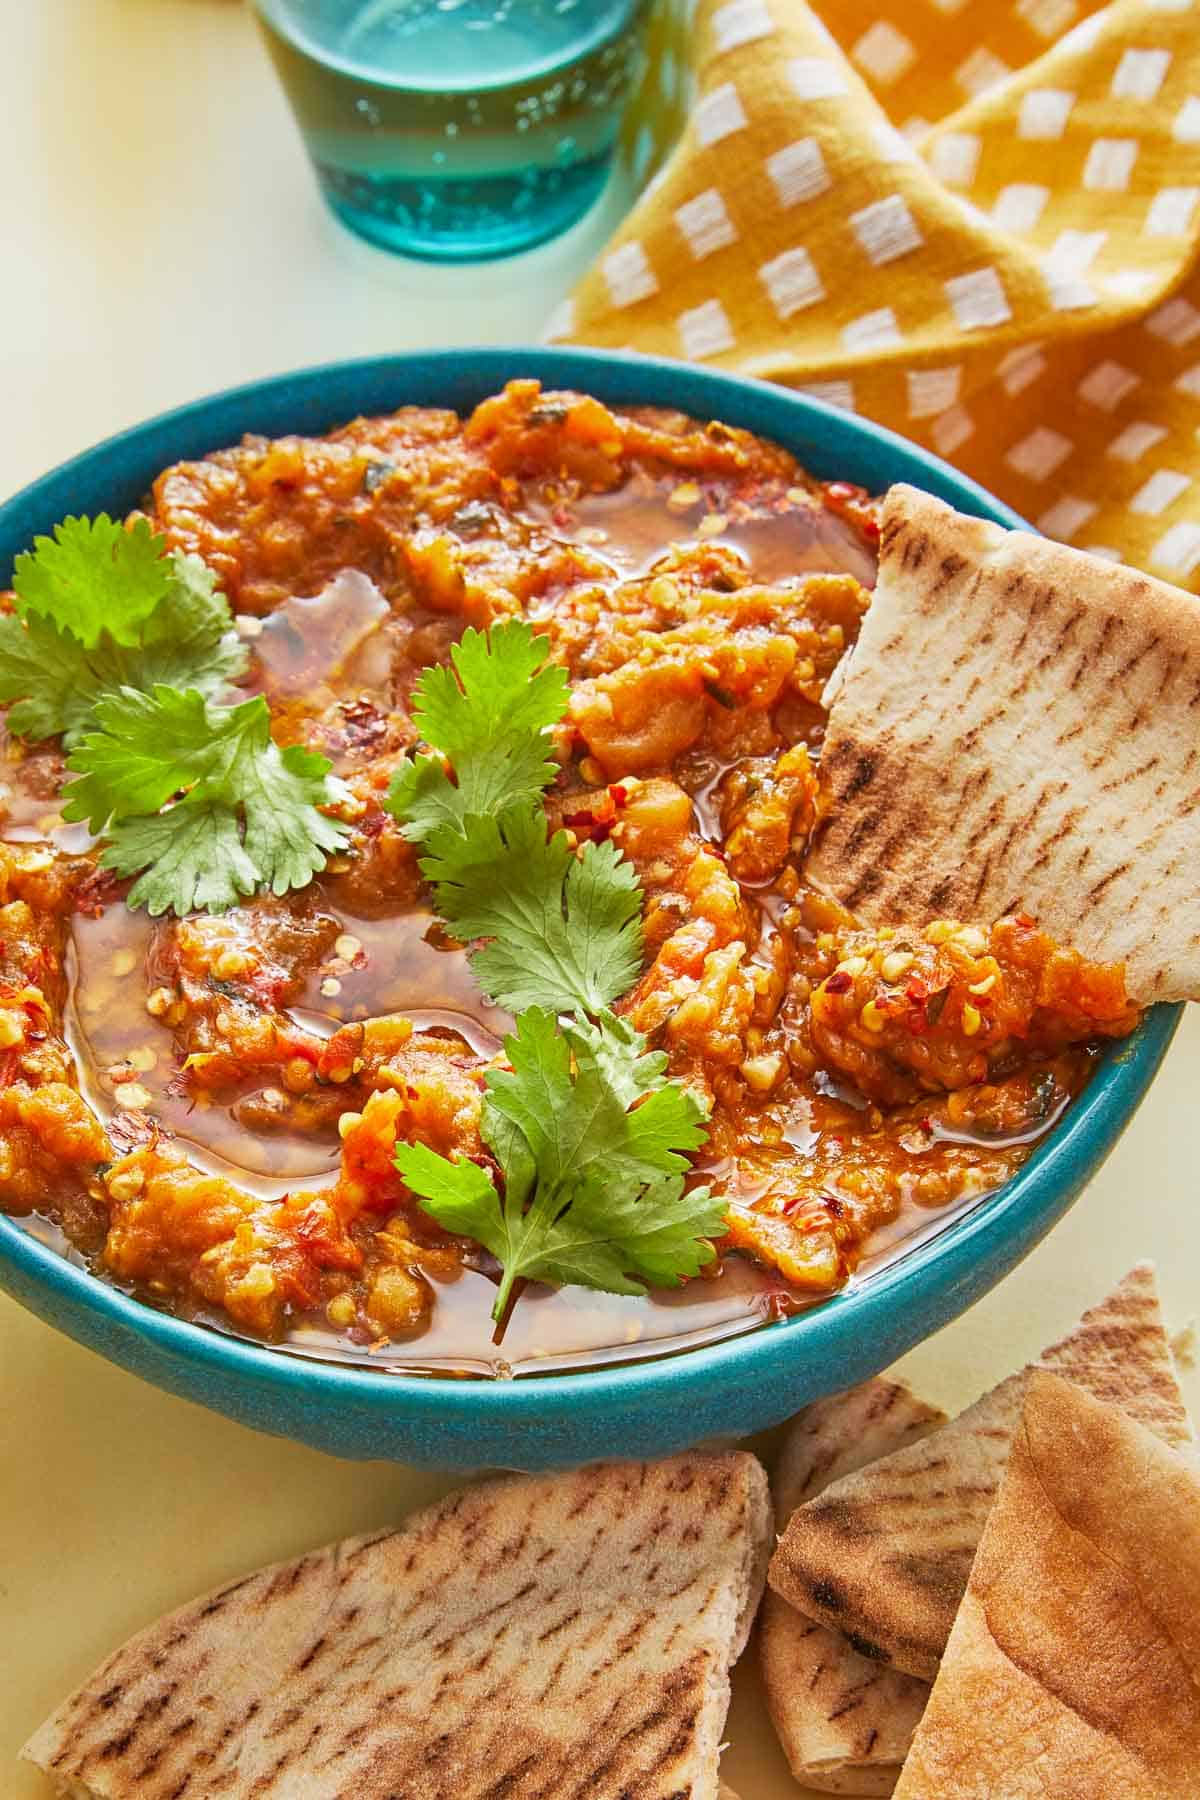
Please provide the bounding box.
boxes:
[385,620,719,1320]
[0,517,246,745]
[389,618,568,838]
[396,1009,721,1321]
[64,688,349,917]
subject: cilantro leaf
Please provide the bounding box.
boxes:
[396,1008,720,1319]
[0,550,247,746]
[382,612,718,1319]
[523,1174,723,1296]
[13,515,172,648]
[387,620,567,840]
[417,806,643,1015]
[385,618,641,1011]
[63,688,349,916]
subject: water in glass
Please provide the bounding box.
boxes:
[255,0,653,261]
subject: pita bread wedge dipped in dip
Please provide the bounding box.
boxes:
[761,1378,945,1794]
[769,1264,1193,1681]
[808,484,1200,1005]
[894,1371,1200,1799]
[23,1451,771,1800]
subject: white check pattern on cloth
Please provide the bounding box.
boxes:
[677,298,736,359]
[1005,426,1073,480]
[766,139,832,207]
[945,268,1011,329]
[602,242,658,308]
[674,188,738,258]
[852,21,915,86]
[1107,422,1168,462]
[759,247,825,318]
[693,81,747,146]
[711,0,774,54]
[1078,361,1140,411]
[907,365,961,416]
[566,0,1200,592]
[850,195,924,265]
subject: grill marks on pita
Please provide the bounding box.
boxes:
[22,1452,772,1800]
[893,1372,1200,1799]
[768,1264,1193,1682]
[761,1379,945,1795]
[807,484,1200,1005]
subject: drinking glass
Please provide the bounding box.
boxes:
[254,0,656,262]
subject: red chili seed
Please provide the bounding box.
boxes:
[824,971,853,994]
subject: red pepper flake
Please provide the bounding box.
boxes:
[824,971,853,995]
[610,784,629,808]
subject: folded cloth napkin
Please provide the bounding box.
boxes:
[556,0,1200,588]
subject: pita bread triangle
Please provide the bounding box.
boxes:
[893,1371,1200,1798]
[806,483,1200,1005]
[769,1263,1193,1681]
[761,1379,945,1795]
[23,1451,771,1800]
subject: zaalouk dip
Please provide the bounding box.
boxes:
[0,381,1139,1377]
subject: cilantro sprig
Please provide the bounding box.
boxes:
[388,620,568,834]
[2,514,349,917]
[14,514,171,646]
[385,620,719,1321]
[64,688,350,917]
[397,1010,723,1319]
[0,517,247,745]
[386,622,642,1015]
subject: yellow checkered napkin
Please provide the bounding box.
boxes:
[556,0,1200,587]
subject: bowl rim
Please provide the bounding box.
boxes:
[0,344,1179,1421]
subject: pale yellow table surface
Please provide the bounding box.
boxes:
[3,4,1199,1796]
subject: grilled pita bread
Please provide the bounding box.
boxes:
[761,1379,945,1794]
[769,1264,1193,1680]
[894,1371,1200,1798]
[807,483,1200,1004]
[23,1451,771,1800]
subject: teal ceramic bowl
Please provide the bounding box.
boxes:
[0,348,1178,1470]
